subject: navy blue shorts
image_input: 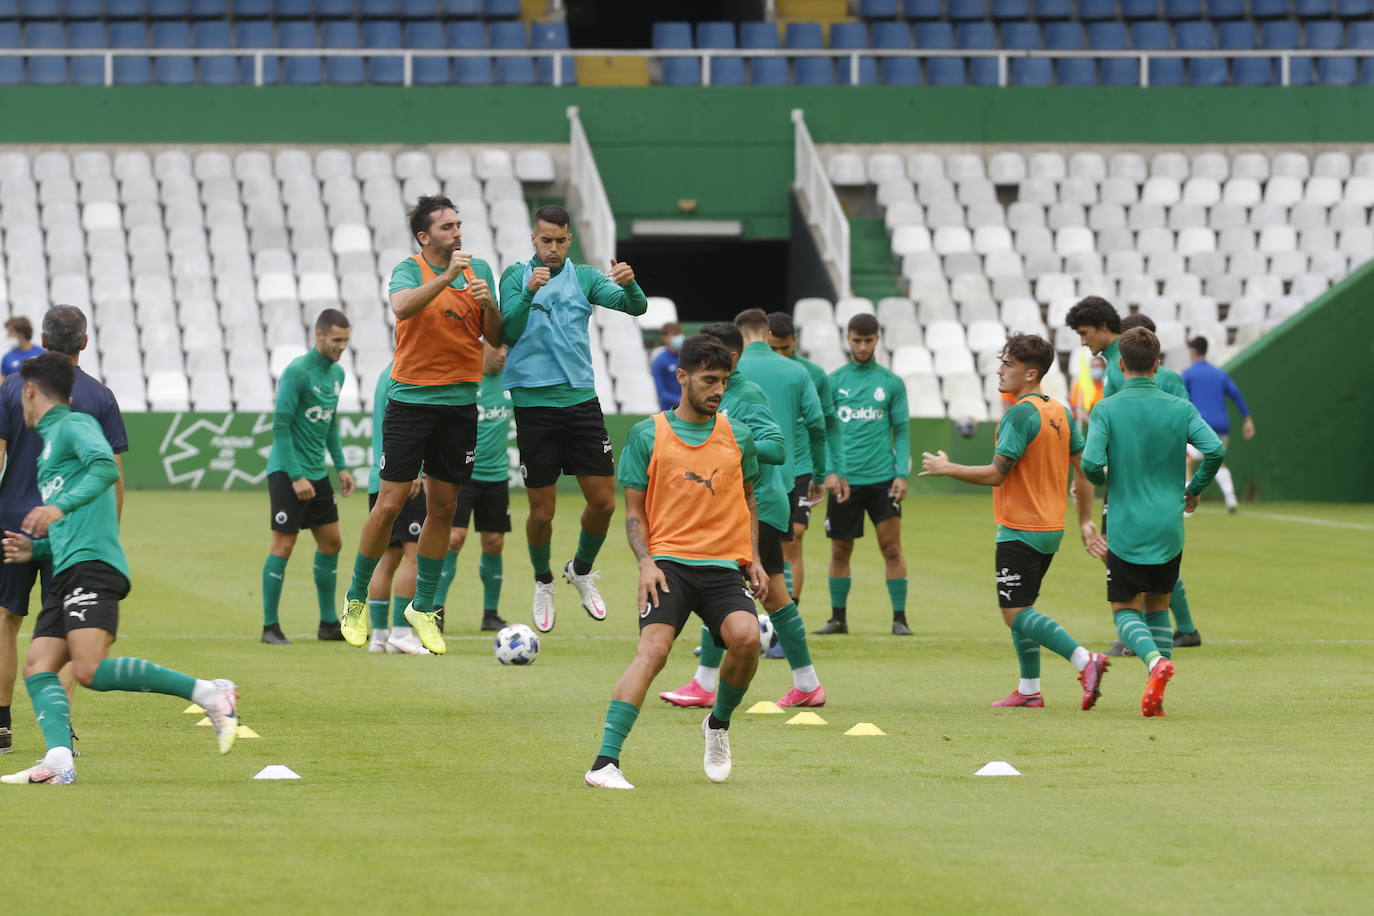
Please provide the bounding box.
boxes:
[0,555,53,618]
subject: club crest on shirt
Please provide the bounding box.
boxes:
[874,387,886,402]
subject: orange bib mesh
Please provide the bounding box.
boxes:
[994,396,1072,532]
[645,412,753,566]
[391,255,484,386]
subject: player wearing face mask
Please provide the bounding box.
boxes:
[652,322,684,411]
[1,318,44,378]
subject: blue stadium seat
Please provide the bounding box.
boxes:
[957,22,998,85]
[360,0,402,17]
[23,22,63,48]
[1260,21,1300,48]
[914,23,954,48]
[740,22,779,49]
[708,57,746,85]
[322,21,362,47]
[1091,23,1130,86]
[1336,0,1374,14]
[1175,22,1214,50]
[1149,57,1185,85]
[1189,57,1228,85]
[948,1,987,19]
[661,58,701,86]
[858,0,899,16]
[1294,0,1335,15]
[1100,58,1140,85]
[1350,21,1374,46]
[234,21,276,83]
[1304,21,1343,47]
[67,21,107,84]
[750,58,790,85]
[784,22,823,49]
[275,0,314,17]
[872,22,912,49]
[1045,22,1084,50]
[1318,56,1356,83]
[153,24,196,85]
[653,22,692,49]
[363,22,403,84]
[400,1,437,17]
[1131,22,1173,50]
[1204,0,1245,17]
[232,0,270,15]
[149,0,190,17]
[64,0,104,17]
[317,0,356,17]
[828,22,866,48]
[106,1,148,18]
[441,0,481,14]
[696,22,735,48]
[403,21,449,85]
[1163,0,1202,16]
[1218,21,1256,49]
[497,55,536,85]
[110,21,148,47]
[1231,57,1273,84]
[1002,22,1041,49]
[1032,0,1071,17]
[484,0,521,16]
[903,0,943,16]
[1248,0,1290,16]
[794,57,834,84]
[1087,22,1127,49]
[279,21,322,86]
[1306,21,1351,84]
[488,21,525,48]
[29,56,68,85]
[447,21,493,85]
[364,21,402,47]
[24,21,66,86]
[1011,57,1053,84]
[448,21,485,48]
[990,0,1030,19]
[1078,0,1116,18]
[1059,57,1099,85]
[924,58,966,85]
[1120,0,1159,17]
[880,57,921,84]
[0,24,21,87]
[1361,59,1374,85]
[17,0,57,15]
[194,21,236,85]
[532,21,574,85]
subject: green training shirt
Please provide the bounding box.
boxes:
[474,370,513,483]
[266,349,347,481]
[618,410,760,570]
[737,341,825,483]
[790,353,846,480]
[369,363,395,496]
[1081,377,1225,565]
[1155,366,1188,399]
[719,370,789,534]
[829,359,911,487]
[1099,337,1125,399]
[994,394,1084,555]
[31,404,127,578]
[387,256,496,407]
[498,261,647,408]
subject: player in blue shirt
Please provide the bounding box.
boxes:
[0,307,127,756]
[1,317,44,377]
[1182,336,1256,514]
[650,322,682,410]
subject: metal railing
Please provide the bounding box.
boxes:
[565,104,615,270]
[3,47,1371,88]
[792,109,850,298]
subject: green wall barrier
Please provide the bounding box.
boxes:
[1224,260,1374,503]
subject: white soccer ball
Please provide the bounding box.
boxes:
[757,614,775,655]
[494,624,540,665]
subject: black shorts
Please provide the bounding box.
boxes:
[268,471,338,534]
[640,560,756,649]
[380,399,477,485]
[790,474,814,528]
[1106,550,1183,603]
[757,522,792,577]
[0,555,52,618]
[825,481,902,540]
[514,398,613,489]
[453,478,511,533]
[32,560,129,641]
[995,539,1056,609]
[368,490,427,548]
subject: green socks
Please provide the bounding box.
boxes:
[480,552,503,612]
[1113,610,1163,666]
[25,672,72,751]
[529,541,552,580]
[886,577,908,615]
[1171,578,1196,634]
[412,554,444,613]
[574,531,606,571]
[313,552,338,622]
[1011,608,1081,662]
[392,595,410,628]
[782,561,794,596]
[1145,610,1174,659]
[769,603,813,670]
[89,657,196,700]
[262,554,287,627]
[347,552,381,604]
[699,626,725,669]
[829,576,851,617]
[435,550,459,609]
[597,699,640,760]
[1010,628,1041,679]
[367,598,388,631]
[711,679,748,724]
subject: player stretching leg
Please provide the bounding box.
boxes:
[499,206,647,633]
[2,355,237,784]
[261,309,356,645]
[338,196,501,654]
[920,334,1110,709]
[659,323,827,710]
[1080,328,1224,717]
[819,315,912,636]
[585,337,768,789]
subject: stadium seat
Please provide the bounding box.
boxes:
[1032,0,1071,17]
[956,22,999,85]
[795,58,834,85]
[784,22,823,50]
[859,0,899,16]
[653,22,692,49]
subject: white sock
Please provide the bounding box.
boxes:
[792,664,820,693]
[1018,678,1041,695]
[1216,466,1236,506]
[1148,656,1163,672]
[370,628,389,642]
[190,679,219,709]
[694,666,719,692]
[1069,646,1091,672]
[391,626,413,638]
[43,746,74,771]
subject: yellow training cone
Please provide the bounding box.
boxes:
[194,716,212,726]
[746,701,785,714]
[785,711,827,725]
[843,722,886,736]
[236,725,260,738]
[183,703,204,714]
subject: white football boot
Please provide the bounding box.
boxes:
[584,763,634,789]
[532,580,557,633]
[385,627,431,655]
[702,716,733,783]
[563,561,607,621]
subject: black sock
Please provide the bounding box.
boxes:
[482,609,499,618]
[572,558,592,576]
[535,571,554,585]
[0,705,9,729]
[707,715,730,731]
[893,612,908,622]
[792,596,800,607]
[832,606,847,622]
[592,755,618,771]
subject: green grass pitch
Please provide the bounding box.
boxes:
[2,491,1371,914]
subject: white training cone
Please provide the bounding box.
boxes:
[975,761,1021,776]
[253,765,300,780]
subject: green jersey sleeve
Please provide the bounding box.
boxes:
[734,393,785,467]
[798,379,827,479]
[616,418,656,490]
[889,375,910,477]
[272,366,305,480]
[388,258,422,295]
[727,417,761,485]
[815,373,847,478]
[1066,405,1085,455]
[578,265,648,317]
[1081,406,1109,485]
[498,261,533,345]
[1185,406,1226,496]
[50,422,119,514]
[326,409,345,472]
[994,401,1041,462]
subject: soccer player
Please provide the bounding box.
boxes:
[765,311,848,613]
[659,322,828,710]
[1183,335,1256,515]
[261,309,356,645]
[820,314,912,636]
[1,354,238,785]
[498,204,647,633]
[2,317,44,377]
[363,362,429,655]
[1080,328,1224,717]
[435,342,511,633]
[651,321,682,410]
[0,306,126,756]
[1065,295,1125,398]
[338,196,501,656]
[919,334,1111,709]
[584,336,768,790]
